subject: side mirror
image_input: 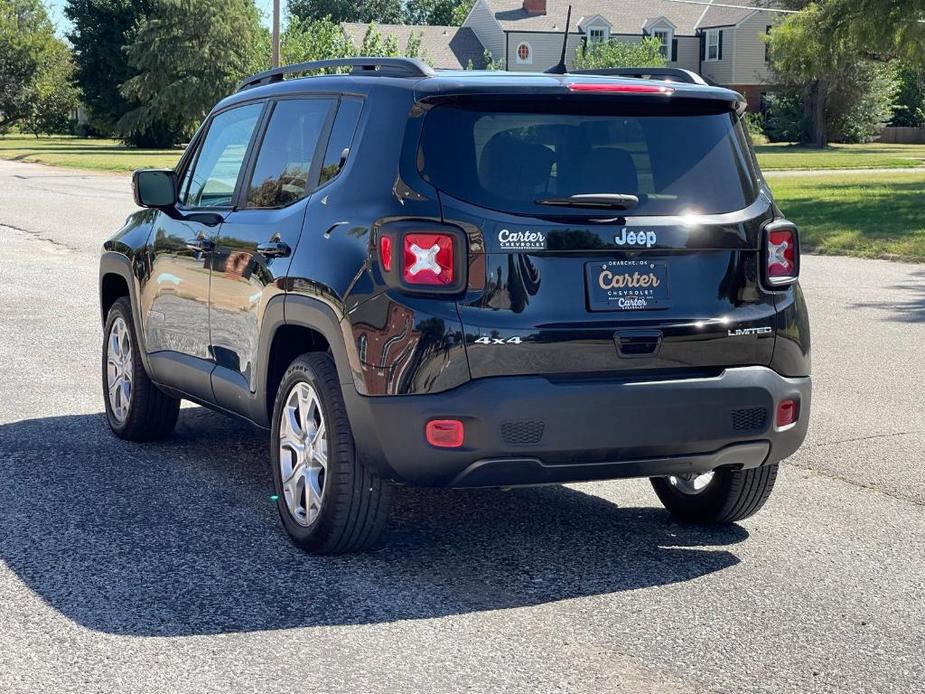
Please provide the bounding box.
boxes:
[132,169,178,209]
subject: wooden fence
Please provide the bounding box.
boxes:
[879,127,925,144]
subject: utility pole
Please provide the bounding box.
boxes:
[272,0,281,68]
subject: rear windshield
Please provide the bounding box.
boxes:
[416,101,758,217]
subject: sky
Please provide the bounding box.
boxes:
[45,0,280,38]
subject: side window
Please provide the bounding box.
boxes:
[182,103,263,208]
[319,98,363,186]
[245,99,333,208]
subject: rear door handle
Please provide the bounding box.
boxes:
[257,240,291,258]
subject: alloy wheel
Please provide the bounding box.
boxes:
[667,471,715,495]
[106,317,133,423]
[278,382,329,527]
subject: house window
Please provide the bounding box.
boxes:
[515,42,532,64]
[588,27,607,44]
[705,29,721,61]
[765,25,772,62]
[653,29,671,59]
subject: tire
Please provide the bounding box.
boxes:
[650,463,779,524]
[102,296,180,441]
[270,352,393,554]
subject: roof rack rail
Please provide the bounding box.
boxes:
[237,57,435,91]
[570,67,708,86]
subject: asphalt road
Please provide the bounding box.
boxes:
[0,160,923,694]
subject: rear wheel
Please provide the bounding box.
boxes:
[102,297,179,440]
[650,464,779,524]
[270,352,393,554]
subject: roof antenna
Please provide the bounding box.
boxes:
[545,5,572,74]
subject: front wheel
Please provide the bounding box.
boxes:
[102,297,179,441]
[270,352,393,554]
[650,464,779,524]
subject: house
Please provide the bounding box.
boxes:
[341,23,487,70]
[462,0,778,109]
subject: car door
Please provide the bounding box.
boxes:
[209,96,357,417]
[141,101,265,401]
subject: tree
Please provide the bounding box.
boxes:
[573,36,667,70]
[451,1,474,26]
[892,62,925,128]
[280,16,355,66]
[766,4,900,146]
[0,0,78,132]
[22,40,81,136]
[281,18,429,66]
[821,0,925,64]
[404,0,467,25]
[288,0,402,23]
[65,0,155,141]
[119,0,264,147]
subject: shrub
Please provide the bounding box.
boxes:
[742,112,769,144]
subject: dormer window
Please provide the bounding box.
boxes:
[643,17,676,62]
[588,26,608,44]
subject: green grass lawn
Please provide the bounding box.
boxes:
[0,135,181,173]
[767,171,925,260]
[756,142,925,171]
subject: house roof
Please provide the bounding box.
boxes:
[698,1,762,29]
[489,0,770,35]
[341,23,485,70]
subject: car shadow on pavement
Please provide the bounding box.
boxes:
[849,269,925,323]
[0,408,748,637]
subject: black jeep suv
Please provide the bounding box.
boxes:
[100,58,810,553]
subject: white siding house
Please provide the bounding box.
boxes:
[459,0,782,110]
[464,0,506,62]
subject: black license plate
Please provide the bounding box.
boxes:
[586,260,671,311]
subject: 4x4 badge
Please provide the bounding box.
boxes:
[473,336,523,345]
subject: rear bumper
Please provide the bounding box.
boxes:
[343,366,810,488]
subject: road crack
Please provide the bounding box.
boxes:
[803,430,924,449]
[0,222,84,254]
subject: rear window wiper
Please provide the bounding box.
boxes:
[534,193,639,210]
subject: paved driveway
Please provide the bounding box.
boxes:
[0,160,923,693]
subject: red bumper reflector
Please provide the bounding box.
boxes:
[426,419,464,448]
[379,234,393,272]
[777,400,799,428]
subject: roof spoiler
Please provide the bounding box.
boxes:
[237,57,435,91]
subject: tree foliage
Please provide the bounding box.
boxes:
[451,1,474,26]
[573,37,667,70]
[766,3,902,145]
[119,0,265,147]
[279,18,428,66]
[22,39,81,136]
[823,0,925,64]
[404,0,469,25]
[65,0,155,140]
[0,0,78,132]
[891,62,925,128]
[288,0,402,23]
